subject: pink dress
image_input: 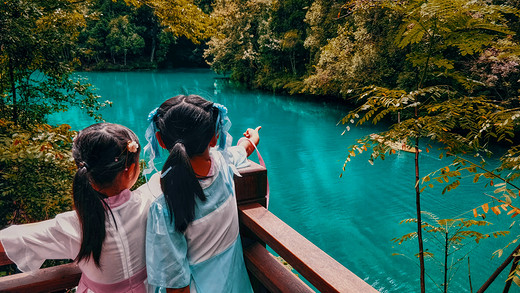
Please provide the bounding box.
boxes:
[0,185,158,293]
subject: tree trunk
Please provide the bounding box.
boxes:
[291,51,296,76]
[477,242,520,292]
[150,25,157,63]
[415,110,425,293]
[469,257,473,293]
[503,256,520,293]
[8,57,18,125]
[444,231,448,293]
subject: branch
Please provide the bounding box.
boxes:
[446,153,520,191]
[477,242,520,292]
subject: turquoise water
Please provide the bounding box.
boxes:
[49,69,518,292]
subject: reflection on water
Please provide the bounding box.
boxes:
[49,69,516,292]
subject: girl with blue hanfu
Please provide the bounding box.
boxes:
[143,94,260,293]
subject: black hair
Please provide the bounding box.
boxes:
[71,123,140,267]
[152,94,218,233]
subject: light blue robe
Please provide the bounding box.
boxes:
[146,147,253,293]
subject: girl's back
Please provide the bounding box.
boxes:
[144,95,259,293]
[0,187,155,290]
[146,147,251,293]
[78,187,155,288]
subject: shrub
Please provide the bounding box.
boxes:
[0,120,76,228]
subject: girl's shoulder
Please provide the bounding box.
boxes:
[209,148,225,162]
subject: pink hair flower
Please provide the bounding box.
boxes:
[127,141,139,153]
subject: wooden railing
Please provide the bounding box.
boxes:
[0,161,377,293]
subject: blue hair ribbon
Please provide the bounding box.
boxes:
[143,107,161,177]
[213,102,241,176]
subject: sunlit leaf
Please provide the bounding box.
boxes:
[513,276,520,287]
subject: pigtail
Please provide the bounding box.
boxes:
[152,95,218,233]
[161,142,206,233]
[73,166,109,268]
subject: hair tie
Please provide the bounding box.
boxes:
[148,107,159,122]
[79,161,89,170]
[161,166,173,178]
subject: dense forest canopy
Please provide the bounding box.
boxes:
[2,0,520,291]
[27,0,515,107]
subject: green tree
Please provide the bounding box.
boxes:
[303,0,343,65]
[125,0,214,44]
[133,4,163,63]
[204,0,274,84]
[0,0,105,126]
[77,0,132,67]
[269,0,310,77]
[303,1,404,97]
[281,29,301,75]
[106,15,145,65]
[338,0,520,291]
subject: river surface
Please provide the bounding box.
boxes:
[49,69,518,292]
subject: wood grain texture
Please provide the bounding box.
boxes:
[240,203,378,293]
[0,262,81,293]
[244,242,313,293]
[234,161,267,207]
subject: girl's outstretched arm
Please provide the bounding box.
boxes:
[238,126,261,156]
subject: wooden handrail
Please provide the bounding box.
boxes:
[240,203,377,293]
[0,263,81,293]
[0,246,11,267]
[243,243,313,293]
[0,161,376,292]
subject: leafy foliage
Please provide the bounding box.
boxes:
[0,120,76,228]
[125,0,214,44]
[0,0,107,126]
[203,0,312,90]
[334,0,520,291]
[204,0,275,84]
[303,1,404,97]
[106,15,145,65]
[393,212,508,291]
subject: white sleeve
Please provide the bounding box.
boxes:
[227,146,250,169]
[135,172,163,200]
[0,211,81,272]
